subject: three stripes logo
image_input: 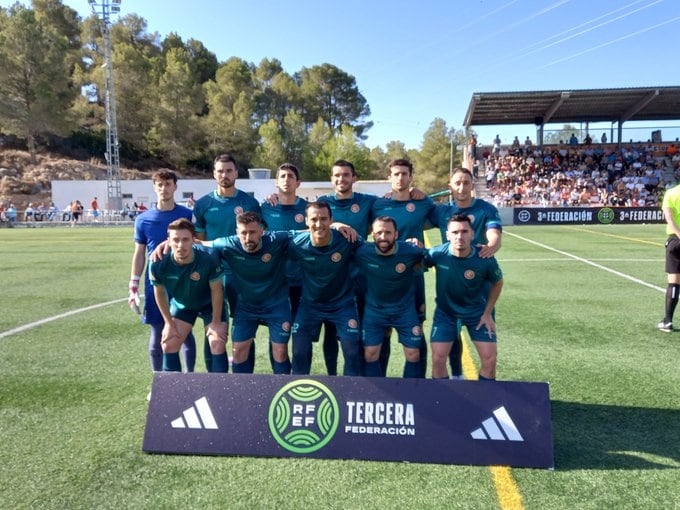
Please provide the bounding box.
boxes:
[470,406,524,441]
[170,396,218,430]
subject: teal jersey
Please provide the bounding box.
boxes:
[288,229,358,304]
[317,192,377,236]
[149,245,223,312]
[260,198,308,231]
[193,189,261,240]
[353,241,426,313]
[211,231,290,305]
[261,198,308,287]
[432,198,502,245]
[371,196,436,242]
[425,243,503,319]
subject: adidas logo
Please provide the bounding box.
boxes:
[171,396,218,430]
[470,406,524,442]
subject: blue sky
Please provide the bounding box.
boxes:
[7,0,680,148]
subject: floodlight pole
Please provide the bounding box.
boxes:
[89,0,122,212]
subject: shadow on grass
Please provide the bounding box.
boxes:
[552,400,680,470]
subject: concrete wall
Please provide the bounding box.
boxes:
[52,179,392,212]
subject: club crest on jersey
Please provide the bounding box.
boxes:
[282,321,291,332]
[464,270,475,280]
[395,263,406,273]
[234,206,244,215]
[412,325,422,336]
[190,272,201,281]
[467,214,475,223]
[261,253,272,263]
[351,204,360,213]
[331,252,342,262]
[295,213,304,223]
[406,203,416,212]
[348,319,358,329]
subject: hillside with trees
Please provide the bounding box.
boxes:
[0,0,463,209]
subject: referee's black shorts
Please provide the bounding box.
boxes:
[665,235,680,273]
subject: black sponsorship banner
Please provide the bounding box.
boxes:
[143,373,554,468]
[513,206,664,225]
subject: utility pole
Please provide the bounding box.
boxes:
[89,0,122,211]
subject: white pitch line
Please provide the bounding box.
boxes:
[506,231,665,293]
[500,258,662,262]
[0,297,128,340]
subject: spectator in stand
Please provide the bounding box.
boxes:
[569,133,579,146]
[469,134,477,161]
[583,133,593,145]
[493,134,501,156]
[524,136,532,153]
[601,133,608,144]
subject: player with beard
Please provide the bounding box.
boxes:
[206,212,292,374]
[353,217,426,377]
[371,159,436,377]
[192,154,261,371]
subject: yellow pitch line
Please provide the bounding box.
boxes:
[461,325,525,510]
[561,226,664,246]
[425,231,525,510]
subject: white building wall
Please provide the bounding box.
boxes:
[51,179,392,212]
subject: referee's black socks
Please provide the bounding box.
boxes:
[665,283,680,323]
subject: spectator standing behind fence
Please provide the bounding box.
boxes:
[657,181,680,333]
[91,197,99,222]
[24,202,34,222]
[70,200,83,227]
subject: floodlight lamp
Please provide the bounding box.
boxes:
[112,0,122,3]
[88,0,96,4]
[111,6,120,12]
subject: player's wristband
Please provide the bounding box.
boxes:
[128,275,140,293]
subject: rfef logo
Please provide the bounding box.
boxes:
[268,379,340,453]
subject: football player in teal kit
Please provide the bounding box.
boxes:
[429,167,502,379]
[149,219,227,373]
[193,153,261,371]
[354,217,425,378]
[371,158,436,377]
[288,201,361,376]
[209,212,292,374]
[425,215,503,380]
[129,169,196,374]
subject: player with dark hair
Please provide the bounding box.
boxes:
[429,167,503,378]
[208,212,292,374]
[288,201,361,376]
[425,214,504,380]
[149,219,227,373]
[371,158,436,377]
[354,216,425,377]
[128,169,197,375]
[192,154,261,371]
[260,163,308,318]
